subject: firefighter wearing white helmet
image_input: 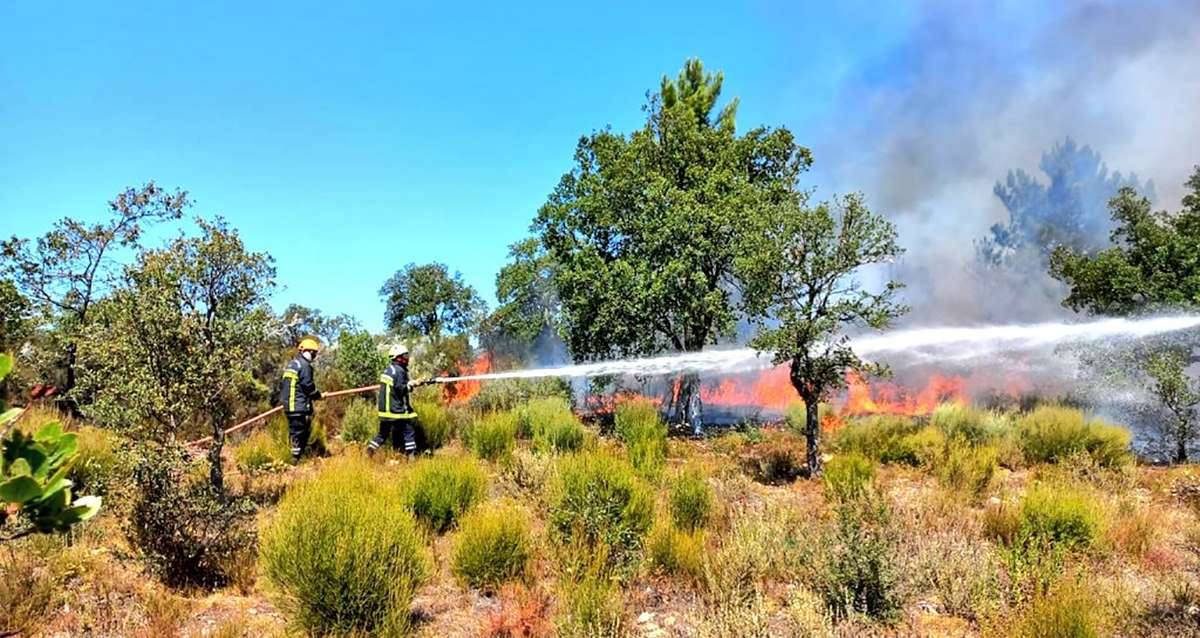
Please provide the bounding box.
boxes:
[370,343,424,456]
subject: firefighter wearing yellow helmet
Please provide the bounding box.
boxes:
[279,337,325,463]
[369,343,423,456]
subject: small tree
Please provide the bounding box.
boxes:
[1050,167,1200,461]
[1145,350,1200,463]
[1,183,187,409]
[77,217,275,492]
[738,194,907,476]
[335,329,387,389]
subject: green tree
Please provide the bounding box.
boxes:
[280,304,357,346]
[533,58,809,426]
[77,217,275,491]
[1050,167,1200,461]
[1,183,187,410]
[379,262,484,379]
[482,238,561,364]
[738,194,907,476]
[0,279,33,353]
[335,329,386,390]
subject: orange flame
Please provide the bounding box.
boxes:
[444,353,492,403]
[843,371,967,416]
[698,365,794,411]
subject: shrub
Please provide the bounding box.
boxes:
[524,398,585,454]
[469,377,571,414]
[1017,484,1102,552]
[233,429,289,473]
[546,450,654,570]
[741,429,807,484]
[615,398,667,478]
[819,493,899,621]
[266,413,328,458]
[1017,578,1104,638]
[70,426,124,496]
[451,502,534,591]
[403,454,487,533]
[126,443,257,589]
[822,453,876,503]
[260,456,428,636]
[413,397,455,449]
[930,403,1009,445]
[1016,406,1131,468]
[556,549,625,638]
[834,415,931,465]
[467,412,520,462]
[339,397,377,445]
[669,464,714,532]
[936,440,999,498]
[0,535,70,637]
[646,521,705,580]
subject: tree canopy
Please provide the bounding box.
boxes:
[738,194,907,474]
[978,139,1152,268]
[379,262,484,339]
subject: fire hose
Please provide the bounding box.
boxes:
[186,378,439,448]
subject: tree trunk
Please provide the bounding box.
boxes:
[674,373,703,435]
[804,396,821,477]
[1176,419,1189,464]
[62,342,82,418]
[208,414,225,496]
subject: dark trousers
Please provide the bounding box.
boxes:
[287,413,313,461]
[368,418,424,454]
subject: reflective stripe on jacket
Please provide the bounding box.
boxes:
[377,361,417,419]
[279,355,320,415]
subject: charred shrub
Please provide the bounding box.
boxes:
[741,430,807,484]
[126,443,256,589]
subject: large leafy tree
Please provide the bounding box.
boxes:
[978,139,1152,268]
[1,183,187,408]
[482,238,561,364]
[1050,167,1200,461]
[379,262,484,379]
[78,217,275,491]
[738,194,907,476]
[533,58,809,426]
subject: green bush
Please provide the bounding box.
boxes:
[834,415,934,466]
[615,399,667,478]
[524,398,585,453]
[820,492,899,621]
[70,426,124,496]
[669,464,714,532]
[450,501,533,591]
[466,411,519,462]
[936,440,998,498]
[930,403,1009,445]
[1018,578,1103,638]
[741,430,807,484]
[1016,406,1131,468]
[126,443,256,589]
[413,398,455,449]
[334,329,387,390]
[339,397,377,445]
[232,429,289,472]
[646,521,704,580]
[1017,484,1102,552]
[546,450,654,570]
[556,552,625,638]
[402,454,487,533]
[823,453,876,503]
[265,413,328,458]
[260,455,428,637]
[468,377,571,414]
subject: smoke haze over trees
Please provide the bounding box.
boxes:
[813,0,1200,325]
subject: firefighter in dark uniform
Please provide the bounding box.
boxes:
[370,344,423,456]
[279,337,324,463]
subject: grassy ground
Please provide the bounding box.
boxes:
[5,402,1200,637]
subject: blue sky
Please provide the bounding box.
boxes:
[20,2,1141,333]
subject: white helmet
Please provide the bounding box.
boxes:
[387,343,410,358]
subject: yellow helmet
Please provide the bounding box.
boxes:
[298,337,322,352]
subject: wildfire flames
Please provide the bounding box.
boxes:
[445,351,992,422]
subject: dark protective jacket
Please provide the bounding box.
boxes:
[377,361,417,420]
[280,355,321,415]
